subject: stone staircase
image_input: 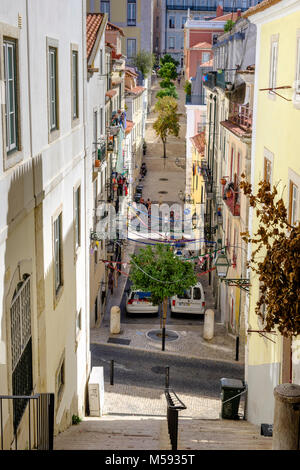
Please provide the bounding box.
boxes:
[54,413,272,450]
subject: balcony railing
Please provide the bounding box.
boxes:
[203,71,216,90]
[166,1,252,11]
[223,175,240,217]
[186,93,206,105]
[216,70,226,89]
[229,103,252,131]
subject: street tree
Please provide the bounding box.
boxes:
[153,96,181,159]
[129,244,197,350]
[132,50,155,77]
[156,84,178,100]
[240,176,300,336]
[160,54,180,68]
[158,62,178,82]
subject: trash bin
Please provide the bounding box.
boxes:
[220,378,245,420]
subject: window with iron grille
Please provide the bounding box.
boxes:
[128,0,136,26]
[10,274,33,432]
[3,38,18,153]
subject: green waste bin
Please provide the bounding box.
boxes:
[220,378,245,420]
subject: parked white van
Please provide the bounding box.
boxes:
[126,290,159,315]
[170,282,205,315]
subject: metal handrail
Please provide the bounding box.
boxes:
[165,388,186,450]
[0,393,54,451]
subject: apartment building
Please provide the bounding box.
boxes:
[0,0,90,447]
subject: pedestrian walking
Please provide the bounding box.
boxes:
[177,76,181,86]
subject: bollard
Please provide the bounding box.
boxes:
[110,306,121,334]
[235,336,240,362]
[110,360,114,386]
[165,366,170,389]
[203,309,214,340]
[272,383,300,450]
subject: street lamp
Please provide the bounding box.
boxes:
[214,251,230,279]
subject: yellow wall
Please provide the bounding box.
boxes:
[248,9,300,369]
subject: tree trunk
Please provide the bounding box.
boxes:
[161,297,168,351]
[162,139,167,159]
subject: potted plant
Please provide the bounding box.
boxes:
[220,177,227,185]
[95,159,101,168]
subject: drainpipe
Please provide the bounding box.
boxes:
[208,96,217,286]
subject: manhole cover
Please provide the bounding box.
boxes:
[107,338,131,345]
[158,191,168,194]
[146,329,179,342]
[159,178,168,181]
[151,366,165,374]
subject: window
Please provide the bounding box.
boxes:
[193,287,202,300]
[100,0,110,19]
[3,39,18,153]
[72,50,78,119]
[127,38,136,59]
[10,274,32,432]
[127,0,136,26]
[202,52,210,64]
[289,182,298,226]
[74,186,81,250]
[49,46,58,130]
[76,309,82,337]
[56,357,65,400]
[264,157,272,184]
[182,17,187,29]
[295,36,300,96]
[269,38,278,93]
[54,213,63,295]
[169,37,175,50]
[169,16,175,29]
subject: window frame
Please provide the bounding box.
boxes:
[288,181,299,226]
[74,184,81,253]
[1,23,23,170]
[269,35,279,98]
[47,37,60,142]
[169,16,175,29]
[71,45,79,123]
[53,210,64,305]
[127,38,137,59]
[168,37,175,50]
[127,0,136,26]
[100,0,110,20]
[3,38,18,154]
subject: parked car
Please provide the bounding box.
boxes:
[170,282,205,315]
[125,290,159,315]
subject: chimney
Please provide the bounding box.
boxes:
[237,9,241,17]
[216,4,223,17]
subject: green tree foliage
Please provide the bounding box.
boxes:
[158,62,178,82]
[240,176,300,336]
[156,85,178,100]
[130,244,197,328]
[184,80,192,96]
[132,50,155,77]
[224,19,235,32]
[153,96,181,158]
[160,54,180,68]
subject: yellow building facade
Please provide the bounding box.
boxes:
[244,0,300,425]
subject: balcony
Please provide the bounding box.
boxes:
[216,70,226,89]
[186,93,205,105]
[166,1,252,12]
[229,103,252,131]
[203,71,216,90]
[223,175,240,217]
